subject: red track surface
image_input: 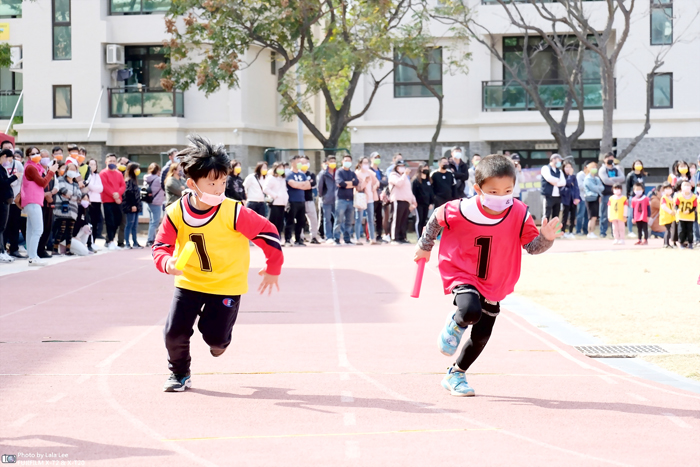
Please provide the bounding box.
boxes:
[1,244,698,466]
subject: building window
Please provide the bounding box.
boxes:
[650,0,673,45]
[651,73,672,108]
[270,51,276,76]
[53,85,72,118]
[110,0,171,15]
[53,0,71,60]
[394,47,443,98]
[123,46,167,88]
[0,0,22,18]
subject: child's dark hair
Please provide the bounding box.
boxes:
[660,182,672,191]
[475,154,516,186]
[179,134,230,182]
[633,182,644,189]
[613,184,622,190]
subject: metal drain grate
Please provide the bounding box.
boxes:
[574,345,668,358]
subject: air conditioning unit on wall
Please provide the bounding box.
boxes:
[106,44,125,65]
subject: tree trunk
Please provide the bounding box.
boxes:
[599,68,616,157]
[427,96,444,166]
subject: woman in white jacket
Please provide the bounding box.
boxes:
[86,159,104,239]
[243,162,268,218]
[263,162,289,241]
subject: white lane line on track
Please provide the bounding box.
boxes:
[0,265,148,319]
[599,375,618,385]
[328,258,633,467]
[46,393,66,403]
[662,413,692,429]
[10,414,37,427]
[344,413,356,426]
[345,440,361,459]
[97,319,218,467]
[341,391,354,403]
[627,393,650,402]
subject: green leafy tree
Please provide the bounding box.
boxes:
[162,0,419,155]
[0,44,11,69]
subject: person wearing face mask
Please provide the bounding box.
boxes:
[575,161,589,236]
[673,181,697,249]
[625,160,647,238]
[388,160,417,244]
[583,161,604,238]
[243,162,269,218]
[414,154,561,397]
[52,163,87,256]
[690,161,700,246]
[65,144,81,168]
[299,156,321,244]
[466,154,481,198]
[382,153,403,240]
[122,163,143,249]
[263,162,290,241]
[598,152,625,238]
[448,147,469,197]
[630,182,650,245]
[317,156,338,243]
[99,153,126,250]
[354,157,379,244]
[510,154,523,200]
[658,182,677,248]
[333,155,359,245]
[0,149,19,263]
[4,144,25,259]
[151,134,283,393]
[165,162,187,208]
[283,155,312,247]
[37,154,60,259]
[84,159,104,241]
[431,156,456,208]
[607,184,628,245]
[369,152,387,242]
[225,160,246,202]
[540,154,566,221]
[20,147,59,266]
[412,162,434,239]
[559,161,580,239]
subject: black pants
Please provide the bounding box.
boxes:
[636,221,649,241]
[0,202,9,253]
[561,203,576,233]
[37,206,54,257]
[434,196,450,208]
[118,210,127,246]
[89,202,104,239]
[415,203,430,238]
[391,200,410,242]
[285,201,305,243]
[6,203,23,253]
[52,218,75,252]
[452,285,499,371]
[544,196,561,220]
[103,203,122,243]
[664,223,673,246]
[246,201,266,218]
[678,220,694,245]
[164,288,241,375]
[269,205,285,239]
[382,202,393,239]
[374,200,383,240]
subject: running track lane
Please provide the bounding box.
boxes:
[0,246,698,466]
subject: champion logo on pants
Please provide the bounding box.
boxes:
[222,298,235,308]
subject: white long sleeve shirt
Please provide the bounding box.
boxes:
[243,173,265,202]
[541,164,566,197]
[87,171,104,203]
[263,175,289,206]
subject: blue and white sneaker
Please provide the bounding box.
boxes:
[163,373,192,392]
[441,367,475,397]
[438,311,466,356]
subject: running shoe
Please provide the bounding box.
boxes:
[163,373,192,392]
[627,232,638,238]
[28,258,47,267]
[210,346,226,357]
[0,252,14,263]
[441,367,475,397]
[438,311,466,356]
[586,233,598,239]
[310,238,321,245]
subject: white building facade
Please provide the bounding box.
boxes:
[350,0,700,181]
[0,0,324,171]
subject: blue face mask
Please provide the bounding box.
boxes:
[555,161,562,168]
[284,168,291,176]
[343,161,352,169]
[108,163,117,170]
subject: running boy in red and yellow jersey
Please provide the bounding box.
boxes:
[152,135,283,392]
[414,154,561,397]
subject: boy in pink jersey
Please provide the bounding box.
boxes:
[414,154,561,396]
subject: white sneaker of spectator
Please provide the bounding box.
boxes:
[325,239,335,245]
[28,258,47,267]
[107,242,119,250]
[587,233,598,239]
[0,252,14,263]
[18,245,27,254]
[627,232,637,238]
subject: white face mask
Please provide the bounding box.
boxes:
[665,189,673,196]
[66,170,80,179]
[397,167,405,174]
[682,186,692,194]
[481,192,513,212]
[193,181,225,206]
[81,200,90,208]
[453,152,462,160]
[362,164,370,170]
[634,190,643,197]
[613,189,622,196]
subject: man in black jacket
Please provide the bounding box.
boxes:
[431,157,456,207]
[448,146,469,198]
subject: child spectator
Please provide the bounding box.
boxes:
[607,184,628,245]
[674,181,697,249]
[659,183,676,248]
[53,163,86,255]
[648,185,666,239]
[625,160,646,238]
[630,182,650,245]
[560,161,580,239]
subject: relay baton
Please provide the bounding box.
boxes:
[175,241,196,271]
[411,258,427,298]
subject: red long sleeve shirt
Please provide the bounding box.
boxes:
[99,169,126,203]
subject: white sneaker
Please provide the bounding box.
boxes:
[587,233,598,239]
[0,252,14,263]
[619,240,625,245]
[28,258,47,267]
[627,232,637,238]
[18,245,27,254]
[325,239,335,244]
[107,242,118,250]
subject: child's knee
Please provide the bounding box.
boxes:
[454,291,482,327]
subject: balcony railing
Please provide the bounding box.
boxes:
[109,0,171,15]
[109,87,184,118]
[481,0,602,4]
[0,90,23,119]
[0,0,22,18]
[482,80,606,111]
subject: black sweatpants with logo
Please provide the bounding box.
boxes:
[164,287,241,375]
